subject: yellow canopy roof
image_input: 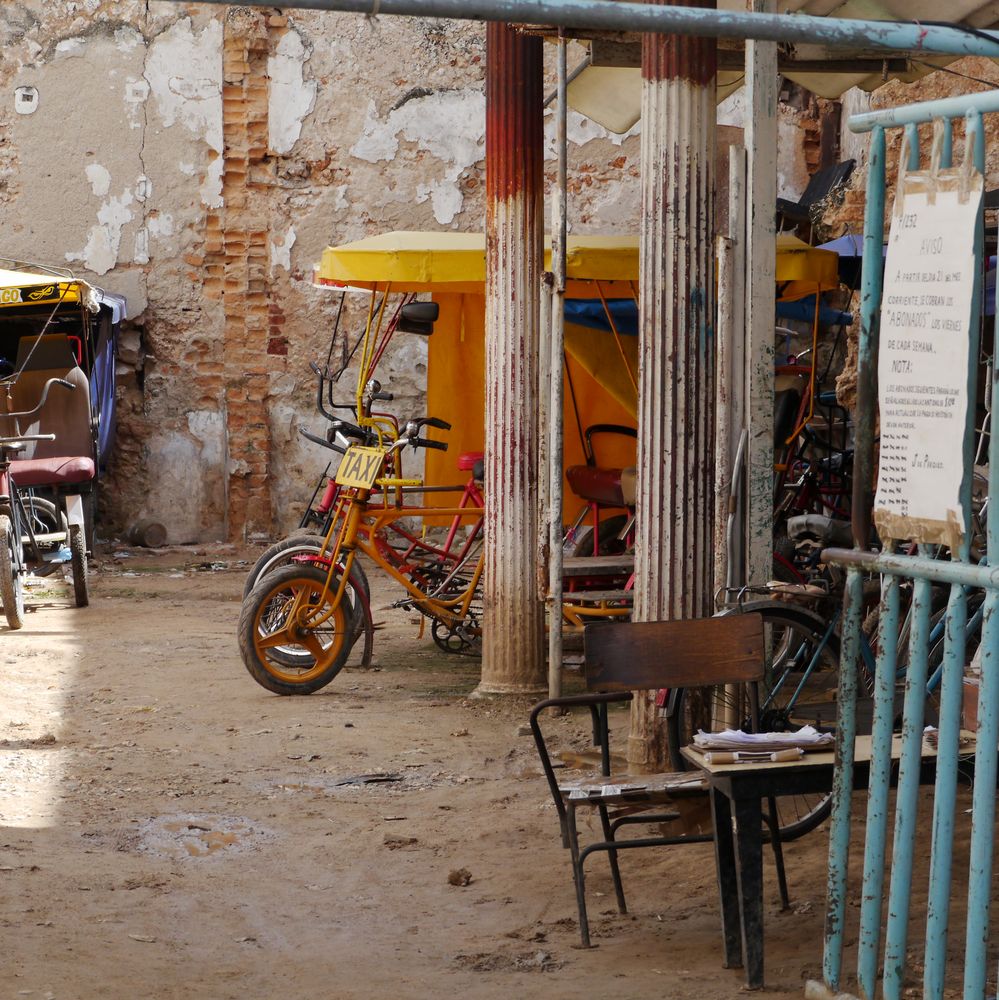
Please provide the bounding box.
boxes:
[774,234,840,301]
[317,230,840,297]
[317,232,639,294]
[0,267,87,309]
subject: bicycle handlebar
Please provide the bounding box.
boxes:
[0,377,74,419]
[370,390,394,402]
[298,427,346,455]
[0,433,56,445]
[412,436,448,452]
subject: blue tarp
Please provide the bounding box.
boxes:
[564,296,853,333]
[91,293,125,469]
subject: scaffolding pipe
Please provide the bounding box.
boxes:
[547,33,569,702]
[181,0,999,58]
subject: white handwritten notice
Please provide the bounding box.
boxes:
[874,172,982,546]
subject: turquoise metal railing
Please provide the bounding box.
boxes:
[807,89,999,1000]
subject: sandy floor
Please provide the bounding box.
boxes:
[0,546,978,999]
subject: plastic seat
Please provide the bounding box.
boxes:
[457,451,484,471]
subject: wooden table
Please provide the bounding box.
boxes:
[681,735,964,991]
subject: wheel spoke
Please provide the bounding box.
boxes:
[257,626,297,649]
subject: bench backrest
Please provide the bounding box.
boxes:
[0,366,93,461]
[583,615,765,692]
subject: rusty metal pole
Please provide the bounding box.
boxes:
[477,22,546,694]
[628,0,717,765]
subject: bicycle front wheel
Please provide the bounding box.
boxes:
[238,563,355,695]
[0,513,25,630]
[667,600,843,840]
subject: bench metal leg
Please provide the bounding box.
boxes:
[733,794,765,990]
[566,804,592,947]
[710,787,744,969]
[597,802,627,914]
[763,795,790,911]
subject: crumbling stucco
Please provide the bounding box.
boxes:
[0,3,822,543]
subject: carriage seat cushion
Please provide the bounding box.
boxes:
[567,465,635,508]
[10,455,95,488]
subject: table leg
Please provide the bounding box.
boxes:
[710,787,743,969]
[732,794,765,990]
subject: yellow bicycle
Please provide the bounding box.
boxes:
[238,415,484,694]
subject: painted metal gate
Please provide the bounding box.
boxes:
[807,89,999,1000]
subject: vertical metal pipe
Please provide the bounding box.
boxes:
[924,585,967,999]
[856,564,900,1000]
[628,0,717,766]
[714,232,734,599]
[849,125,887,550]
[822,566,863,992]
[882,576,932,1000]
[964,109,999,1000]
[547,32,568,700]
[925,110,983,1000]
[479,21,546,694]
[743,0,777,587]
[538,276,552,601]
[823,123,886,994]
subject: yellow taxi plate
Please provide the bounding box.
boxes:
[335,445,386,488]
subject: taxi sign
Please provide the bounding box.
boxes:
[335,445,385,489]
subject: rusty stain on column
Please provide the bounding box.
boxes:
[629,0,717,763]
[477,22,546,694]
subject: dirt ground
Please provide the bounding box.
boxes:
[0,546,977,999]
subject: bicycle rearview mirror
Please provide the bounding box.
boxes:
[398,301,439,336]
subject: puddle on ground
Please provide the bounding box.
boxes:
[137,814,273,860]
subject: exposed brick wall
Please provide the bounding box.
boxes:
[219,8,277,541]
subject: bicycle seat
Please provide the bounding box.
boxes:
[566,465,636,507]
[457,451,483,472]
[786,514,853,547]
[10,455,95,487]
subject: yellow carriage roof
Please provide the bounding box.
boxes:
[317,231,638,294]
[0,267,90,309]
[316,231,839,299]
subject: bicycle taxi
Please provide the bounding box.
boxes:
[0,262,124,624]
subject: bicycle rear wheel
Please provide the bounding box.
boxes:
[667,600,844,840]
[238,563,355,695]
[0,513,25,630]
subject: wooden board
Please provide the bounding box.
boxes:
[583,615,764,692]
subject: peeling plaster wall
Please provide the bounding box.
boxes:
[0,5,810,542]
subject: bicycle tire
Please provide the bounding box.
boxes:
[667,600,844,841]
[242,533,370,603]
[238,563,355,695]
[21,497,67,549]
[0,514,25,630]
[69,523,89,608]
[562,513,630,558]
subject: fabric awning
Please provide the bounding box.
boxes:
[316,231,838,296]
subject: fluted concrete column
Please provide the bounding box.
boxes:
[629,1,717,763]
[477,22,546,694]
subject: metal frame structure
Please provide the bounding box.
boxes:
[810,87,999,1000]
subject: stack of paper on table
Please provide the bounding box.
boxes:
[691,725,834,764]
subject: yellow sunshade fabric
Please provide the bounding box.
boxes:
[318,231,838,296]
[0,268,85,309]
[775,234,840,301]
[317,232,641,293]
[564,322,638,418]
